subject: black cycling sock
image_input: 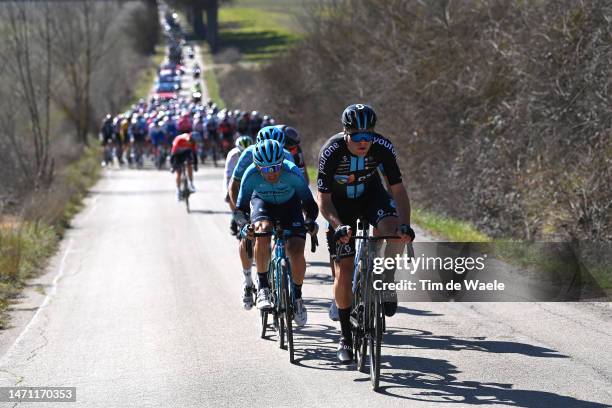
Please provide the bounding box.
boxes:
[258,272,269,289]
[338,307,352,345]
[294,284,302,299]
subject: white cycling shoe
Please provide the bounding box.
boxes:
[294,299,308,327]
[242,283,254,310]
[188,182,196,193]
[328,299,339,321]
[256,288,272,310]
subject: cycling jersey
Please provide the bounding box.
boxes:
[223,147,242,195]
[237,160,318,221]
[288,144,306,175]
[171,133,196,155]
[231,145,295,181]
[317,132,402,199]
[149,127,166,147]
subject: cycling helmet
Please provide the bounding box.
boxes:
[341,103,377,132]
[235,135,253,151]
[253,139,283,167]
[276,125,300,147]
[256,125,285,146]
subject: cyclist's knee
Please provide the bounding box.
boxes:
[376,216,398,236]
[287,237,305,253]
[254,220,272,233]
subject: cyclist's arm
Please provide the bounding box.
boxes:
[317,192,342,230]
[291,166,318,220]
[236,169,256,213]
[229,177,240,207]
[389,183,411,225]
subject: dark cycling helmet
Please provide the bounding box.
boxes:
[341,103,377,132]
[275,125,300,147]
[235,135,253,151]
[256,125,285,146]
[253,139,284,167]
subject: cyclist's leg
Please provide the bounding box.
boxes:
[367,188,402,316]
[282,196,308,325]
[280,195,307,290]
[250,196,274,308]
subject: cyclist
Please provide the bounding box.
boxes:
[249,110,263,137]
[170,132,198,201]
[224,136,256,309]
[275,125,309,184]
[99,114,114,166]
[317,103,415,363]
[228,126,295,206]
[234,140,319,326]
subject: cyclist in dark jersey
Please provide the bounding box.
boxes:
[317,103,415,364]
[275,125,309,185]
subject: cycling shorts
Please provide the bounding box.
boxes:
[326,186,397,260]
[250,194,306,239]
[171,150,194,168]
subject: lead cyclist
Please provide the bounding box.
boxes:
[316,103,415,363]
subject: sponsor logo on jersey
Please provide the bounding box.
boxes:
[334,174,356,184]
[372,136,397,159]
[319,141,340,172]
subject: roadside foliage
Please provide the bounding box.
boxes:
[232,0,611,242]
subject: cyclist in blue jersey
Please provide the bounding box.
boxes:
[228,126,295,207]
[234,140,319,327]
[317,103,415,363]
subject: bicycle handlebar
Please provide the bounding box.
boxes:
[352,235,401,240]
[243,225,318,258]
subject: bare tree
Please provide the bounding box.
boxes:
[0,2,54,189]
[49,0,117,145]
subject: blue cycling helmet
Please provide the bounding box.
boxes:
[235,135,253,151]
[256,125,285,146]
[341,103,377,132]
[253,139,284,167]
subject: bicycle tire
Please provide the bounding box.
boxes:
[282,260,295,364]
[354,260,369,372]
[369,290,383,390]
[183,176,190,213]
[260,310,268,339]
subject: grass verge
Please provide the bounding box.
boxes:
[0,41,162,327]
[0,146,100,328]
[218,7,302,62]
[199,41,226,109]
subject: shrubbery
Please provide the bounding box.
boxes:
[224,0,611,241]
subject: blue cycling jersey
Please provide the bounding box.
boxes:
[237,160,318,220]
[231,145,295,181]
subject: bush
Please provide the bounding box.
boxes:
[242,0,611,242]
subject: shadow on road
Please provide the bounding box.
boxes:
[89,189,175,196]
[384,327,568,358]
[375,355,607,407]
[189,209,232,215]
[292,299,595,406]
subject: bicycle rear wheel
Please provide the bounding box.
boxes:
[369,291,383,390]
[183,176,190,213]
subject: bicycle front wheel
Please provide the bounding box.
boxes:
[369,291,383,390]
[281,260,295,364]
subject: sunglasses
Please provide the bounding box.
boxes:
[258,164,282,174]
[349,132,374,143]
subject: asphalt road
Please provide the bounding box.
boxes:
[0,165,610,408]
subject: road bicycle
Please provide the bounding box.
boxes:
[246,223,317,364]
[175,163,191,213]
[344,219,408,390]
